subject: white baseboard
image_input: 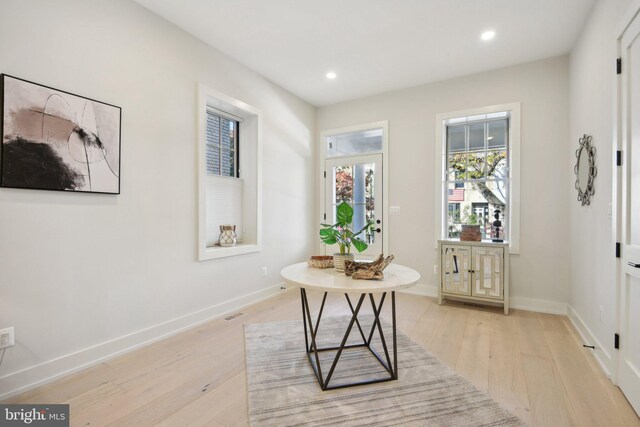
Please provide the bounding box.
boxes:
[510,296,567,315]
[401,285,567,315]
[566,304,613,379]
[400,283,438,297]
[0,283,284,401]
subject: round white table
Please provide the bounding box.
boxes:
[281,262,420,390]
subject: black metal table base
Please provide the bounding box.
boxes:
[300,288,397,391]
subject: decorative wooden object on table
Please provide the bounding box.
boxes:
[307,255,334,269]
[344,254,395,279]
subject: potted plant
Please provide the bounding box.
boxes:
[460,206,482,242]
[319,201,372,272]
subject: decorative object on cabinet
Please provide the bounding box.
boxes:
[308,256,334,269]
[438,240,509,314]
[491,209,504,242]
[459,206,482,241]
[574,134,597,206]
[1,74,121,194]
[218,224,237,246]
[344,254,394,279]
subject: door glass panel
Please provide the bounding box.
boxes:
[334,165,352,203]
[330,162,376,244]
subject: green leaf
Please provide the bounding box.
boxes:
[321,236,337,245]
[352,238,368,253]
[335,202,353,226]
[319,228,335,237]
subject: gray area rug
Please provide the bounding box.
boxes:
[245,315,524,426]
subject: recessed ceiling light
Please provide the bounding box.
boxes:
[481,31,496,41]
[326,72,337,80]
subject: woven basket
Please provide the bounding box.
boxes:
[308,256,334,269]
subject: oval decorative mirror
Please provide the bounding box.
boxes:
[574,134,597,206]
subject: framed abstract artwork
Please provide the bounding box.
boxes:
[0,74,121,194]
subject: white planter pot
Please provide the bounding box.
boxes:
[333,253,355,272]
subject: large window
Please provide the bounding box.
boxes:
[445,114,509,240]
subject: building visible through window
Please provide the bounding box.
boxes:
[445,113,509,240]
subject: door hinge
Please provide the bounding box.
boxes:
[323,213,326,220]
[615,333,620,349]
[617,58,622,75]
[616,150,622,166]
[323,171,326,178]
[616,242,621,258]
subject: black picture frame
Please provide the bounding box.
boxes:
[0,74,122,194]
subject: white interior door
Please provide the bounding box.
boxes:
[324,154,382,259]
[618,10,640,416]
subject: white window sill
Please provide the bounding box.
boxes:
[199,243,261,261]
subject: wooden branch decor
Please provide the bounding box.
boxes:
[344,254,395,280]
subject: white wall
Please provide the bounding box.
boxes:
[568,0,631,377]
[317,56,571,311]
[0,0,315,397]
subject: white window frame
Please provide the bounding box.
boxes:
[434,102,521,254]
[198,84,262,260]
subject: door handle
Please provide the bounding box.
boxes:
[375,228,381,233]
[629,262,640,268]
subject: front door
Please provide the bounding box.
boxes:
[618,8,640,416]
[324,154,382,260]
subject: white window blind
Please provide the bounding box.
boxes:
[206,176,243,246]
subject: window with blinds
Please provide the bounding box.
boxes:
[205,109,242,246]
[206,110,239,177]
[198,84,262,260]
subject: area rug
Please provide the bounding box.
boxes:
[244,315,524,426]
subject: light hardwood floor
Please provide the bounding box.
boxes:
[4,289,640,427]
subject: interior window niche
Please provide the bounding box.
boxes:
[198,85,262,260]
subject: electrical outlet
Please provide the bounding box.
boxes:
[0,327,14,349]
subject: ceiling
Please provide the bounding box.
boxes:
[134,0,595,106]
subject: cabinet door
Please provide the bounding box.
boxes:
[471,246,503,300]
[441,245,471,295]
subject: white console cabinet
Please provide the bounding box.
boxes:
[438,240,509,315]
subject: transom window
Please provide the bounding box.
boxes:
[445,114,510,240]
[206,109,239,177]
